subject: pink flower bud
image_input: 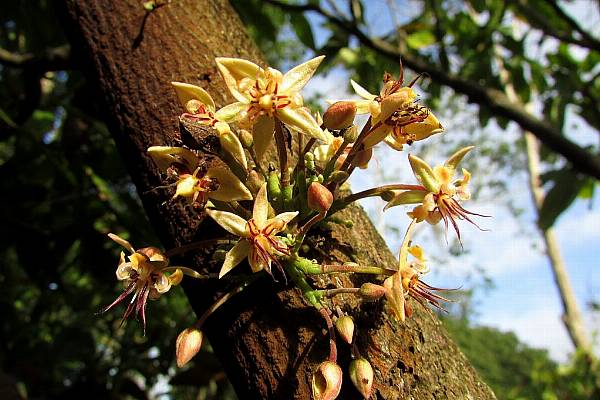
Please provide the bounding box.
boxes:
[349,358,374,399]
[312,360,343,400]
[323,101,357,130]
[175,327,203,367]
[335,315,355,344]
[308,182,334,212]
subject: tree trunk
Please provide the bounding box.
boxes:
[60,1,495,398]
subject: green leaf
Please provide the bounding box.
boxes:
[406,30,436,49]
[538,169,588,230]
[290,13,315,50]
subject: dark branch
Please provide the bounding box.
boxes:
[0,45,73,72]
[513,0,600,52]
[264,0,600,180]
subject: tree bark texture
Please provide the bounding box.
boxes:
[61,1,496,398]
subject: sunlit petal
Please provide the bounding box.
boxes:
[219,240,251,278]
[108,233,135,254]
[171,82,215,111]
[408,154,440,193]
[277,107,330,143]
[350,79,377,100]
[252,183,269,228]
[281,55,325,93]
[206,209,248,237]
[206,166,252,202]
[214,101,249,123]
[253,115,275,161]
[383,190,427,211]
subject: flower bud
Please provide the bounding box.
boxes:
[239,129,254,149]
[308,182,333,212]
[342,125,359,143]
[323,101,357,130]
[359,282,387,301]
[312,361,343,400]
[175,327,203,368]
[349,358,374,399]
[335,315,355,344]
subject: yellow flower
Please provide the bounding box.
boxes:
[383,221,450,322]
[101,233,200,332]
[214,56,331,160]
[384,146,484,240]
[341,73,443,149]
[147,146,252,206]
[206,183,298,278]
[171,82,247,169]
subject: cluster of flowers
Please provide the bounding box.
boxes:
[102,55,484,399]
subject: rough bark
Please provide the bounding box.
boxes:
[60,0,495,398]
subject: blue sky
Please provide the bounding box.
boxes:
[299,0,600,362]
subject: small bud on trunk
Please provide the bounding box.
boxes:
[175,327,203,368]
[359,282,387,301]
[335,315,355,344]
[308,182,334,212]
[312,360,343,400]
[349,358,374,399]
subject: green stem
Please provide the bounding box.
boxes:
[295,258,395,276]
[329,184,425,214]
[316,287,360,298]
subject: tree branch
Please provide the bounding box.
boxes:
[0,45,73,71]
[513,0,600,52]
[264,0,600,180]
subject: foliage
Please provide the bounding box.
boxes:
[444,317,600,400]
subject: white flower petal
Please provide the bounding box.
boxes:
[171,82,215,111]
[218,130,248,169]
[281,55,325,93]
[108,233,135,254]
[147,146,200,172]
[253,115,275,161]
[214,102,249,123]
[206,166,253,202]
[277,107,330,143]
[206,209,248,237]
[273,211,299,225]
[253,183,269,228]
[350,79,377,100]
[215,57,263,102]
[219,240,251,278]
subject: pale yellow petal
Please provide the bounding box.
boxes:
[154,272,172,294]
[444,145,474,174]
[215,57,263,102]
[350,79,377,100]
[253,115,275,161]
[272,211,299,226]
[277,107,330,143]
[362,122,391,149]
[108,233,135,254]
[163,266,203,279]
[383,273,405,322]
[219,240,251,278]
[214,102,249,123]
[168,268,184,286]
[218,130,248,169]
[171,82,215,112]
[206,166,253,201]
[147,146,200,172]
[383,190,427,211]
[408,154,440,193]
[206,209,248,237]
[281,55,325,93]
[252,183,269,228]
[403,112,444,141]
